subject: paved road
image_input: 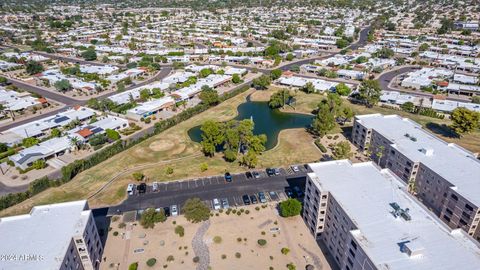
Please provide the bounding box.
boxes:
[0,182,29,196]
[6,77,78,105]
[34,51,126,68]
[106,166,309,215]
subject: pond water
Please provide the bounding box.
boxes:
[187,97,313,150]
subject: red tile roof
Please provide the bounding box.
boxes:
[77,128,93,138]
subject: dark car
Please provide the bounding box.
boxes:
[285,187,294,198]
[258,192,267,203]
[250,195,258,204]
[137,183,147,194]
[224,172,233,182]
[266,168,275,176]
[245,171,253,179]
[163,206,171,217]
[242,195,251,205]
[252,171,261,179]
[293,186,304,197]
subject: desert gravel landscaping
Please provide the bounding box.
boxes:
[101,204,331,270]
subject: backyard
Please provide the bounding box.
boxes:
[101,204,331,270]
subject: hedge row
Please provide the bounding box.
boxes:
[0,84,251,212]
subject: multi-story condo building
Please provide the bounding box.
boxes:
[303,160,480,270]
[0,200,103,270]
[351,114,480,242]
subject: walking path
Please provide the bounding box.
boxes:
[192,220,211,270]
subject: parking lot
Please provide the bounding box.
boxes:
[106,165,310,215]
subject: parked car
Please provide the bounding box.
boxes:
[212,198,221,210]
[266,168,275,176]
[163,206,171,217]
[221,198,230,209]
[152,182,159,192]
[137,183,147,194]
[293,186,304,197]
[224,172,233,182]
[250,195,258,204]
[245,171,253,179]
[242,195,251,205]
[127,184,135,196]
[274,168,281,175]
[252,171,261,179]
[285,187,293,198]
[291,165,300,173]
[171,205,178,216]
[258,192,267,203]
[269,191,279,200]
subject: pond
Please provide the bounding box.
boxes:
[187,96,314,150]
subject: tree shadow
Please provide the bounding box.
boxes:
[425,122,460,139]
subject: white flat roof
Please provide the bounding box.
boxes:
[355,114,480,206]
[308,160,480,270]
[0,200,91,270]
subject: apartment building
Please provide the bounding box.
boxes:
[303,160,480,270]
[0,200,103,270]
[351,114,480,241]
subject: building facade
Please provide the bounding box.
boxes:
[303,160,480,270]
[351,114,480,242]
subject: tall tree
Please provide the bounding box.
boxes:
[358,80,381,107]
[450,108,480,135]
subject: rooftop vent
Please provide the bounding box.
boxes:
[399,240,425,257]
[404,133,417,141]
[420,148,434,156]
[390,202,411,221]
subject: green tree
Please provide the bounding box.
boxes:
[286,53,294,61]
[270,69,282,80]
[54,79,72,92]
[374,47,395,59]
[0,143,8,152]
[279,198,302,217]
[332,141,352,160]
[139,89,150,101]
[32,159,46,170]
[232,74,242,84]
[301,82,315,93]
[335,39,349,49]
[450,108,480,135]
[0,76,8,84]
[241,150,258,168]
[81,49,97,61]
[183,198,211,223]
[419,43,429,52]
[358,80,381,107]
[268,89,292,109]
[199,86,219,106]
[312,102,336,137]
[252,75,271,90]
[400,102,415,113]
[22,137,39,147]
[50,128,61,138]
[199,68,213,78]
[105,129,120,141]
[25,61,44,75]
[140,208,167,229]
[200,120,224,156]
[335,83,351,96]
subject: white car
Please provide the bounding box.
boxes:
[152,182,159,192]
[291,165,300,173]
[127,184,135,195]
[212,198,221,210]
[171,205,178,216]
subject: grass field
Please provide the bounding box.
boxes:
[0,88,323,216]
[1,87,478,217]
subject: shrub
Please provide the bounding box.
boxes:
[193,256,200,263]
[129,262,138,270]
[221,254,227,259]
[287,263,296,270]
[279,198,302,217]
[200,163,208,172]
[113,231,119,236]
[165,166,174,175]
[213,236,222,244]
[255,206,260,211]
[146,258,157,267]
[235,252,241,258]
[183,198,211,223]
[237,237,242,242]
[118,222,126,229]
[245,210,250,214]
[281,247,290,255]
[314,139,328,153]
[175,225,185,237]
[257,239,267,246]
[166,255,174,262]
[261,231,266,235]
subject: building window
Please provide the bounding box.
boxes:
[465,204,474,212]
[451,194,458,201]
[350,240,357,250]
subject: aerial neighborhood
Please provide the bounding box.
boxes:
[0,1,479,270]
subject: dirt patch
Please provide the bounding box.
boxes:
[149,140,176,152]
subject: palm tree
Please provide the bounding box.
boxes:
[69,137,79,153]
